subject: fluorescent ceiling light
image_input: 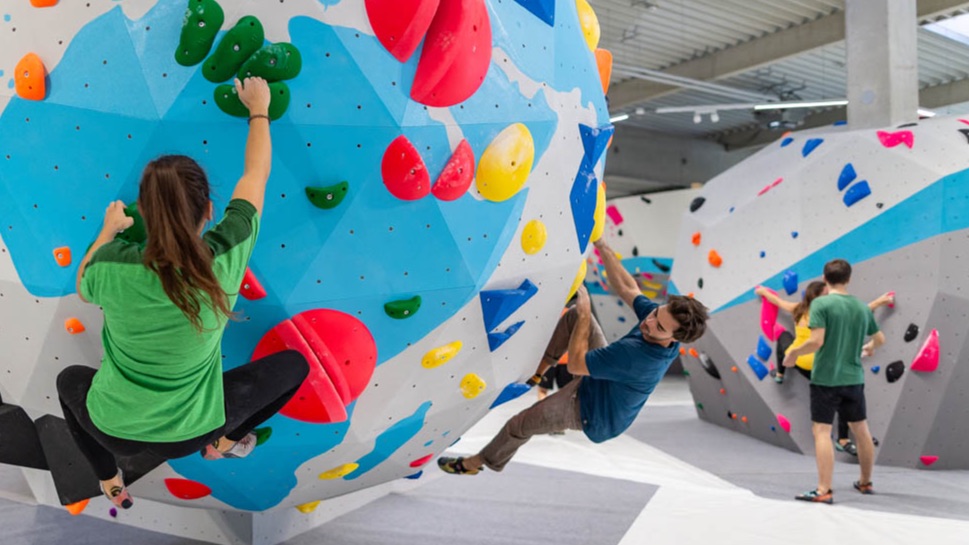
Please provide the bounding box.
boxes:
[753,99,848,111]
[918,108,937,117]
[609,113,630,123]
[925,13,969,47]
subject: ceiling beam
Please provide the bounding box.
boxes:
[608,0,969,110]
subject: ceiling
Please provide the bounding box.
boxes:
[593,0,969,196]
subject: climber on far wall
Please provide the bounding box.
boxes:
[56,77,309,510]
[437,238,709,476]
[781,259,885,504]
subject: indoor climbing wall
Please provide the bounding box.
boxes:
[671,118,969,470]
[586,188,700,342]
[0,0,611,543]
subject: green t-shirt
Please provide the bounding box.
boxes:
[808,293,879,387]
[80,199,260,442]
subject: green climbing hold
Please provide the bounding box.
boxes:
[254,427,272,447]
[117,202,147,245]
[238,43,302,82]
[682,369,690,376]
[213,83,249,117]
[203,16,265,83]
[267,81,291,121]
[175,0,225,67]
[306,182,349,210]
[384,296,422,319]
[696,402,704,410]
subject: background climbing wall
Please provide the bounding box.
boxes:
[671,118,969,470]
[0,0,611,541]
[586,188,700,343]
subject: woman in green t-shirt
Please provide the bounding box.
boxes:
[56,77,308,510]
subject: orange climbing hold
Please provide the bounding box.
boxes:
[679,347,686,355]
[741,416,748,423]
[708,250,722,268]
[65,498,89,515]
[53,246,71,267]
[30,0,59,6]
[15,53,47,101]
[691,232,701,246]
[594,49,612,94]
[688,347,698,358]
[64,318,85,335]
[730,365,738,373]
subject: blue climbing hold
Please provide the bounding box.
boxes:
[833,120,847,126]
[759,251,766,258]
[871,365,881,374]
[480,279,538,332]
[783,270,798,295]
[487,321,525,351]
[404,471,423,480]
[791,231,799,239]
[513,0,555,26]
[843,180,871,207]
[569,158,599,253]
[780,137,794,147]
[801,138,823,157]
[756,336,772,361]
[837,163,857,191]
[489,382,532,409]
[578,124,615,166]
[747,354,769,381]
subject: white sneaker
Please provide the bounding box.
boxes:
[223,433,257,458]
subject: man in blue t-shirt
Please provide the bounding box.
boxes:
[438,239,709,476]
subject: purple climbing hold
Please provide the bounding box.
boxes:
[837,163,857,191]
[843,181,871,207]
[801,138,823,157]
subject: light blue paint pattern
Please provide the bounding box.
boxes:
[345,401,432,480]
[3,14,10,23]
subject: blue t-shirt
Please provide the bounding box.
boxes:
[579,296,680,443]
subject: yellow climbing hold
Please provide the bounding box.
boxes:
[566,259,588,302]
[296,500,321,514]
[576,0,601,51]
[643,290,658,298]
[318,463,359,480]
[460,373,486,399]
[590,182,606,243]
[521,219,547,255]
[422,341,463,369]
[476,123,535,202]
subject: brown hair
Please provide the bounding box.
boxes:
[792,280,826,323]
[823,259,852,285]
[139,155,231,332]
[666,295,709,343]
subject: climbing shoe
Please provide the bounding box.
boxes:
[100,468,133,510]
[773,373,785,384]
[795,488,833,504]
[525,373,543,387]
[201,433,257,460]
[437,456,480,476]
[853,481,874,495]
[835,440,858,456]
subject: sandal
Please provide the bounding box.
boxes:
[100,468,133,509]
[437,456,480,476]
[853,480,874,494]
[795,488,833,504]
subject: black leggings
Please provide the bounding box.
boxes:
[57,350,309,481]
[775,331,850,441]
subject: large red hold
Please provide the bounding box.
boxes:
[366,0,441,62]
[382,135,431,201]
[431,139,475,201]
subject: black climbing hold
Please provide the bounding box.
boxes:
[886,360,905,384]
[959,129,969,144]
[904,323,919,343]
[617,229,623,237]
[384,295,422,319]
[726,411,734,420]
[897,122,918,128]
[876,202,884,209]
[689,196,705,213]
[652,258,670,273]
[698,352,721,380]
[631,246,639,257]
[697,278,704,289]
[0,401,48,470]
[640,196,652,204]
[305,181,349,210]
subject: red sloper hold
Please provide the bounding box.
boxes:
[165,478,212,500]
[298,309,377,401]
[411,0,492,107]
[240,267,267,300]
[365,0,441,62]
[431,139,475,201]
[292,313,352,404]
[382,135,431,201]
[910,329,939,372]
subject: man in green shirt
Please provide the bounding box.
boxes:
[782,259,885,504]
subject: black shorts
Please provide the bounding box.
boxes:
[810,383,867,424]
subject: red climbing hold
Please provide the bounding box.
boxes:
[164,478,212,500]
[366,0,441,63]
[240,267,267,300]
[409,454,434,468]
[910,329,939,372]
[877,130,914,149]
[411,0,492,107]
[431,139,475,201]
[382,135,431,201]
[920,455,939,466]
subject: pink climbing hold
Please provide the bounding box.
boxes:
[910,329,939,372]
[382,135,431,201]
[409,454,434,468]
[959,119,969,126]
[757,178,782,196]
[759,286,780,341]
[887,290,895,308]
[411,0,492,107]
[164,478,212,500]
[240,267,267,300]
[877,130,914,149]
[605,205,624,226]
[431,139,475,201]
[776,414,791,433]
[365,0,441,62]
[920,455,939,466]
